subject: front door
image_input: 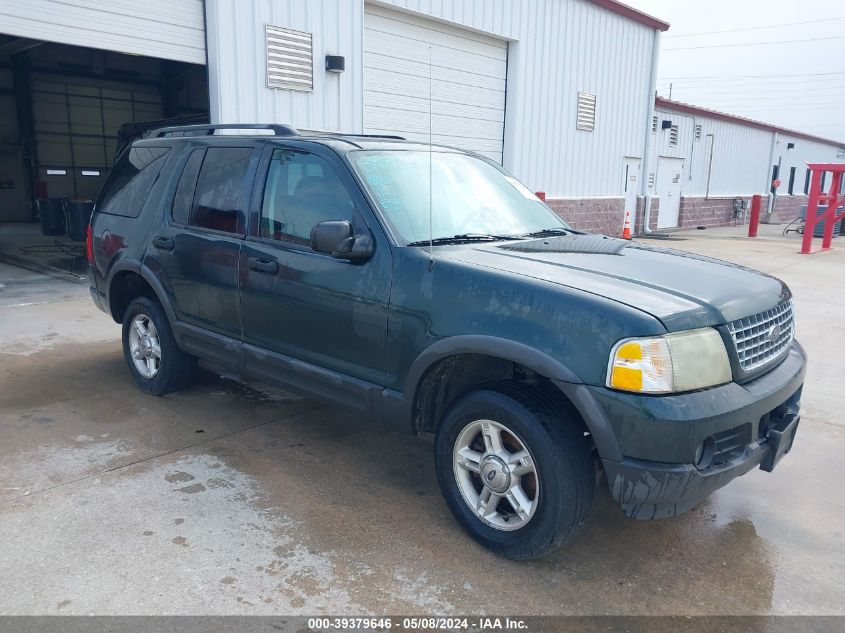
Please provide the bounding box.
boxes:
[656,157,684,229]
[239,144,392,389]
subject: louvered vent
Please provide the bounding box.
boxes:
[695,124,702,140]
[669,124,679,147]
[652,115,658,133]
[576,92,597,131]
[265,25,313,91]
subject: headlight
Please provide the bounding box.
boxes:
[607,328,732,394]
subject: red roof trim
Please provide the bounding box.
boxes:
[655,97,845,148]
[589,0,670,31]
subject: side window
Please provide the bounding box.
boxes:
[97,147,170,217]
[260,149,356,246]
[189,147,253,234]
[171,148,205,225]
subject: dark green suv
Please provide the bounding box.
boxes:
[88,124,805,559]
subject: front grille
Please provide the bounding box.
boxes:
[727,299,795,372]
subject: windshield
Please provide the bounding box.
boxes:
[349,150,571,244]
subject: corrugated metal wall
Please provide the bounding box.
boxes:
[380,0,657,196]
[0,0,205,64]
[652,106,843,197]
[205,0,659,197]
[206,0,364,136]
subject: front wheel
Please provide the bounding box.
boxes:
[435,386,594,559]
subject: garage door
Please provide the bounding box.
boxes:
[32,75,163,200]
[363,5,507,163]
[0,0,205,64]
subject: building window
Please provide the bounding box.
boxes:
[694,124,702,140]
[669,125,679,147]
[266,25,313,91]
[788,166,796,195]
[804,168,811,195]
[652,115,658,133]
[576,92,597,131]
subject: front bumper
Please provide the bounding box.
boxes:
[563,342,806,519]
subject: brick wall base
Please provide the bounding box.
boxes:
[543,194,808,235]
[767,195,807,223]
[633,196,659,235]
[677,196,750,229]
[545,197,627,236]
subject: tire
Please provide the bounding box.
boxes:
[121,296,197,395]
[435,384,594,560]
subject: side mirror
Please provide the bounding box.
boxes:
[310,220,373,261]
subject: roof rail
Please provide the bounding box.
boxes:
[331,133,406,140]
[152,123,300,138]
[303,130,405,141]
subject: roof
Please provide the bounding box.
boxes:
[589,0,670,31]
[655,97,845,148]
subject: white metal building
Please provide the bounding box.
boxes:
[1,0,843,235]
[205,0,667,205]
[649,98,845,231]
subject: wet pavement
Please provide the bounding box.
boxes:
[0,225,843,615]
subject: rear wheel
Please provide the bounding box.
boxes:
[121,297,196,395]
[435,386,594,559]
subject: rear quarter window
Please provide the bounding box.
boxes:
[97,147,170,218]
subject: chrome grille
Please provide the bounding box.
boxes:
[727,300,794,372]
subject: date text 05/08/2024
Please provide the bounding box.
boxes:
[306,617,528,630]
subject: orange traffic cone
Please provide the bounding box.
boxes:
[621,212,632,240]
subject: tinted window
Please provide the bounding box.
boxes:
[98,147,169,217]
[260,149,355,245]
[171,148,205,225]
[190,147,253,234]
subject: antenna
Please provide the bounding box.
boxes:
[427,44,434,271]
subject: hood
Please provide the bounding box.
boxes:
[441,235,789,331]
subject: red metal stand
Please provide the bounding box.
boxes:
[801,163,845,254]
[748,194,762,237]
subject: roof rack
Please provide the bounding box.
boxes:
[152,123,300,138]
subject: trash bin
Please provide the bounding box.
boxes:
[37,197,68,236]
[63,199,94,242]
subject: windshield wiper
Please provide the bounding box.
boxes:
[522,228,573,237]
[406,233,521,246]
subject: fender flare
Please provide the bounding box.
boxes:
[104,259,178,326]
[403,335,623,461]
[402,335,582,402]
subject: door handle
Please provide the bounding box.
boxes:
[248,257,279,275]
[152,236,175,251]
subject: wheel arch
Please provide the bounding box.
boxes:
[404,336,623,461]
[106,260,177,326]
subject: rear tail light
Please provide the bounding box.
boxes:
[86,224,94,266]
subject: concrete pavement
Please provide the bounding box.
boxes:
[0,225,843,615]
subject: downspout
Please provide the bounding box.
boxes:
[640,29,661,234]
[705,133,715,198]
[764,131,779,219]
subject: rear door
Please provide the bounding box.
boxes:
[148,142,259,358]
[239,143,392,389]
